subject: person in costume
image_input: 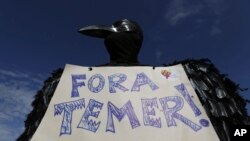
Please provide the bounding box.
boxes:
[17,19,250,141]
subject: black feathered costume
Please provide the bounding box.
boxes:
[17,19,250,141]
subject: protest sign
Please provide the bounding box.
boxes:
[31,64,219,141]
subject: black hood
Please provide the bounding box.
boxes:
[79,19,144,65]
[104,32,143,65]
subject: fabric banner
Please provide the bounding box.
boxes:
[31,64,219,141]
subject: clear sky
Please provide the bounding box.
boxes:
[0,0,250,140]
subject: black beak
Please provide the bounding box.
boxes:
[78,25,115,38]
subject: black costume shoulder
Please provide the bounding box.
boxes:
[16,69,63,141]
[167,59,250,141]
[17,59,250,141]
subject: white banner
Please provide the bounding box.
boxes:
[31,64,219,141]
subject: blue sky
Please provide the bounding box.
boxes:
[0,0,249,140]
